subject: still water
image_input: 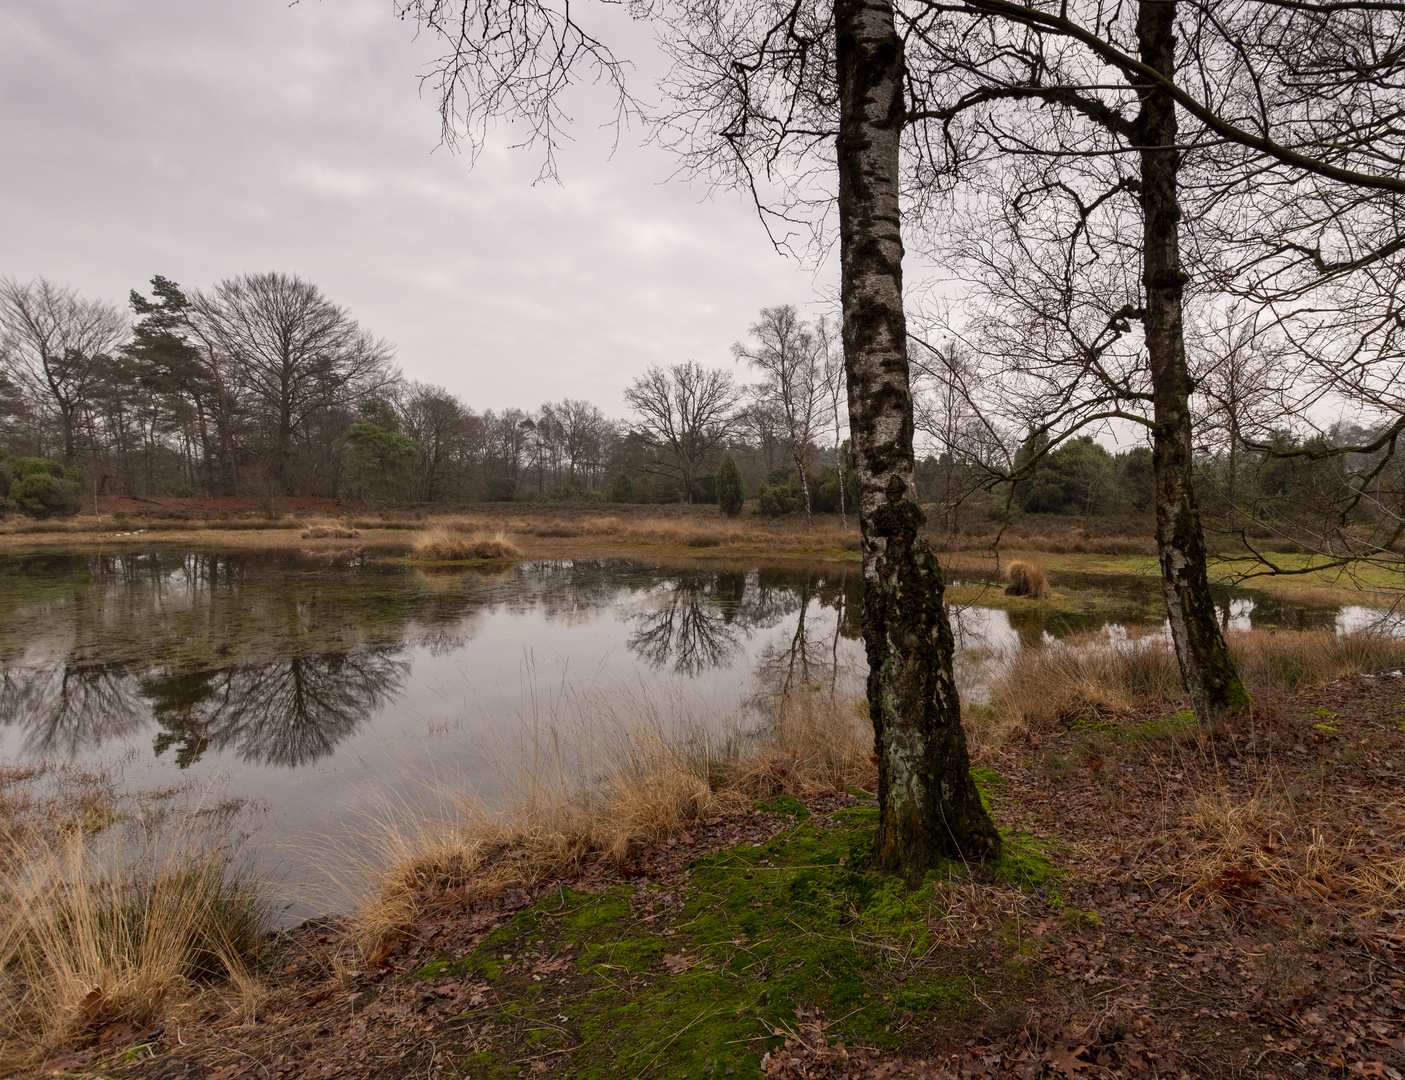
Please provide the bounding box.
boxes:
[0,551,1365,913]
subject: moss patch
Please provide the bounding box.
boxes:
[424,801,1056,1078]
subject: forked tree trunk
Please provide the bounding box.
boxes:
[1136,0,1251,725]
[835,0,1000,869]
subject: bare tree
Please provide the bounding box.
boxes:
[733,305,825,525]
[624,361,742,503]
[0,277,127,466]
[190,273,397,495]
[399,382,475,501]
[815,314,849,528]
[911,340,999,534]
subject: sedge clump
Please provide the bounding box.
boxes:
[412,525,521,561]
[1004,560,1048,599]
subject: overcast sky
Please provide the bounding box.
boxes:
[0,0,833,414]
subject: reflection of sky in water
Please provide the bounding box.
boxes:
[1217,598,1256,633]
[1336,605,1405,637]
[951,606,1022,658]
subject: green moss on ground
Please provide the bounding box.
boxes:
[417,796,1058,1079]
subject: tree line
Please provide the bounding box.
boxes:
[8,269,1376,550]
[0,274,830,510]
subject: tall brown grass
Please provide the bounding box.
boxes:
[0,767,271,1070]
[980,628,1405,738]
[300,518,359,539]
[412,525,522,561]
[1003,560,1048,598]
[328,681,874,953]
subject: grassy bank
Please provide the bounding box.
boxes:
[46,653,1402,1079]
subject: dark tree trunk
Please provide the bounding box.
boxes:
[1135,0,1251,725]
[835,0,999,870]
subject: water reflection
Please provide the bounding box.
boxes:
[0,552,1374,772]
[141,651,408,768]
[0,554,874,769]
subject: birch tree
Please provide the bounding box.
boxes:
[398,0,1002,866]
[733,305,825,526]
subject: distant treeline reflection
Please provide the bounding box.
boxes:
[0,553,865,768]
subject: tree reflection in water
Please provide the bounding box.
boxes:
[628,573,745,675]
[0,552,447,768]
[141,651,408,768]
[628,566,865,688]
[0,552,869,770]
[0,665,147,757]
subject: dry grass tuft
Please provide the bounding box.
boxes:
[0,766,271,1070]
[1004,560,1048,599]
[1228,628,1405,694]
[1129,770,1405,914]
[332,681,874,955]
[300,519,359,540]
[982,630,1182,737]
[412,525,522,561]
[979,628,1405,739]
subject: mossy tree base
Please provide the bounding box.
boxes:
[415,796,1052,1079]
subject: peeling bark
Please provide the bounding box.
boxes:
[1135,0,1251,725]
[836,0,1000,869]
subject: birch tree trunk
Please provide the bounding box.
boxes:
[836,0,1000,869]
[1136,0,1252,725]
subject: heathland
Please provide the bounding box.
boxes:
[1,504,1402,1079]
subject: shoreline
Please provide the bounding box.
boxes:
[1,516,1396,609]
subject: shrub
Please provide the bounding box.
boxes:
[1004,559,1048,598]
[7,458,83,519]
[716,453,745,518]
[757,481,800,517]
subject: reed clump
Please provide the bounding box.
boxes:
[412,525,522,561]
[332,681,875,953]
[0,766,271,1070]
[1003,559,1048,598]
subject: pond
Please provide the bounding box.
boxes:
[0,550,1370,918]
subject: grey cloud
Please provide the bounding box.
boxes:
[0,0,826,411]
